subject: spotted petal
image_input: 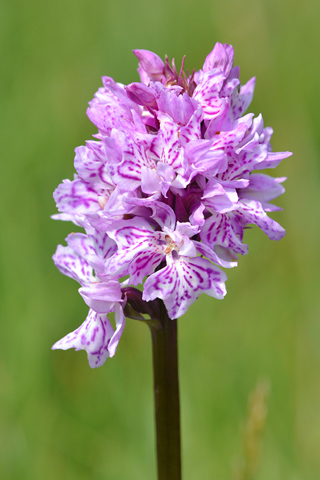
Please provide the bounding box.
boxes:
[106,218,164,282]
[201,212,248,256]
[193,70,226,118]
[74,143,113,188]
[237,199,286,240]
[143,255,227,319]
[152,113,186,173]
[66,231,116,278]
[107,130,155,191]
[53,245,95,286]
[52,309,123,368]
[231,77,256,120]
[53,176,106,225]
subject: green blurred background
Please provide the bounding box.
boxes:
[1,0,319,478]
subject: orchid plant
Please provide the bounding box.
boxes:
[52,43,290,479]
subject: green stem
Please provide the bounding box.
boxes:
[148,308,181,480]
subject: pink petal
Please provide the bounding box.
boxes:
[52,310,115,368]
[143,256,227,319]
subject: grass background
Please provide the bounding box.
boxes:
[1,0,319,478]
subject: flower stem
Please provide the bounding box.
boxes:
[148,307,181,480]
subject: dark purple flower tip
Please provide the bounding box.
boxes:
[125,82,157,108]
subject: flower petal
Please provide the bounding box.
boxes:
[106,218,163,282]
[203,42,234,77]
[122,197,176,230]
[237,199,286,240]
[108,303,126,357]
[201,212,248,255]
[238,174,285,204]
[232,77,256,119]
[52,310,115,368]
[79,280,122,313]
[53,177,101,217]
[133,49,165,82]
[143,256,227,319]
[74,143,113,188]
[53,245,95,285]
[158,90,198,126]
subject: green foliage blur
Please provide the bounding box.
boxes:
[1,0,319,478]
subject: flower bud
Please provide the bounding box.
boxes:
[126,82,157,107]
